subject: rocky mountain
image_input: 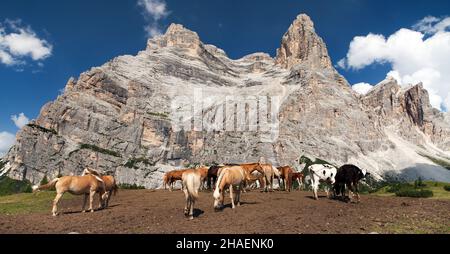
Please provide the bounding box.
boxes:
[2,14,450,187]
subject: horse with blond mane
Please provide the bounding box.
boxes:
[213,164,262,211]
[82,168,118,208]
[32,173,107,216]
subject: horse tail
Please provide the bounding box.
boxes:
[112,181,119,196]
[184,173,200,201]
[33,178,59,192]
[213,168,226,200]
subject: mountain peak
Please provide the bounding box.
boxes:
[275,13,333,70]
[147,23,201,50]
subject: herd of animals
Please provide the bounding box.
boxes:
[31,158,370,220]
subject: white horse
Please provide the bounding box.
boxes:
[308,164,337,200]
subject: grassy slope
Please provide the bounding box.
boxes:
[0,192,74,215]
[372,181,450,200]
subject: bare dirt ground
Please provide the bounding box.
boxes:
[0,189,449,234]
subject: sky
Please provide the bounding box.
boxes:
[0,0,449,155]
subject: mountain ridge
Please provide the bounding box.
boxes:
[2,13,450,187]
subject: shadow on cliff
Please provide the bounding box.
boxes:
[384,163,450,182]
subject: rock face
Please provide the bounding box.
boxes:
[2,13,450,187]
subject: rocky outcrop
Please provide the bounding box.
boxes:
[2,13,450,186]
[275,14,333,70]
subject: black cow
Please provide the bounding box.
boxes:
[333,164,369,203]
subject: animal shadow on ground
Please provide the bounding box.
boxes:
[191,209,204,218]
[219,201,260,210]
[306,195,329,200]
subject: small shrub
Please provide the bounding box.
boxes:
[118,183,145,190]
[414,177,426,188]
[395,189,433,198]
[124,157,154,169]
[40,175,49,186]
[0,177,33,196]
[79,144,121,158]
[387,182,414,193]
[444,185,450,192]
[148,112,169,118]
[26,124,57,135]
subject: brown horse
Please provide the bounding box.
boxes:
[213,165,260,210]
[277,166,295,191]
[181,169,202,220]
[32,175,107,216]
[163,169,188,191]
[82,168,118,208]
[287,172,305,191]
[206,164,240,190]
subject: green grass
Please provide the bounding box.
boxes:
[418,153,450,170]
[0,191,74,215]
[0,177,33,196]
[26,123,57,135]
[395,189,433,198]
[373,181,450,200]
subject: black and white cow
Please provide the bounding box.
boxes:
[333,164,369,203]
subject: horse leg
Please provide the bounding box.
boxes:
[88,190,96,212]
[189,196,195,220]
[236,184,242,207]
[52,192,64,216]
[106,191,112,207]
[183,186,189,216]
[82,194,88,213]
[229,185,235,209]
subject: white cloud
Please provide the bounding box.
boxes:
[0,131,15,157]
[11,113,29,129]
[339,16,450,111]
[138,0,170,38]
[0,19,52,66]
[352,82,373,95]
[413,16,450,34]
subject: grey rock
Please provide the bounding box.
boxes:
[2,13,450,187]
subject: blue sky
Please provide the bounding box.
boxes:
[0,0,450,154]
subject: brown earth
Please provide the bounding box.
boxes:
[0,189,449,234]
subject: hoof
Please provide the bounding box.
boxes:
[82,210,86,213]
[90,209,94,213]
[52,213,58,217]
[188,216,194,220]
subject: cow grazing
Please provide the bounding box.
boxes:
[308,164,337,200]
[333,164,370,203]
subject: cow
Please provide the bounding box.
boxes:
[308,164,337,200]
[333,164,370,203]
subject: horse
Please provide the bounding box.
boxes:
[163,169,188,191]
[333,164,370,203]
[206,164,239,190]
[181,169,202,220]
[195,166,209,190]
[259,164,280,192]
[308,164,337,200]
[213,165,257,211]
[32,174,107,216]
[277,166,295,191]
[286,172,304,191]
[82,168,118,208]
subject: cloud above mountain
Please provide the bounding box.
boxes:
[338,16,450,111]
[0,19,52,67]
[138,0,170,38]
